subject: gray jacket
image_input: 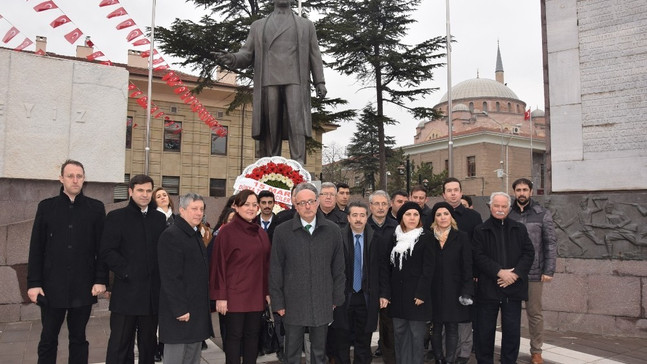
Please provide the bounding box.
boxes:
[509,199,557,281]
[270,210,346,326]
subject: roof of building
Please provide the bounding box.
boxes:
[452,103,470,112]
[531,109,545,117]
[438,77,520,103]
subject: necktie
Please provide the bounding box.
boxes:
[262,221,270,231]
[353,234,362,292]
[305,224,312,234]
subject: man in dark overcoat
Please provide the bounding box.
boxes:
[330,201,382,364]
[158,193,213,363]
[27,159,107,363]
[215,0,327,164]
[270,182,345,364]
[100,174,167,364]
[473,192,535,364]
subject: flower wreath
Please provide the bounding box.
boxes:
[234,157,311,211]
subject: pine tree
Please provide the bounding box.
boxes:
[316,0,445,189]
[344,105,396,193]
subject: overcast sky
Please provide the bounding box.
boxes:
[1,0,543,152]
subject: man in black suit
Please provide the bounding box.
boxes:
[256,190,277,241]
[330,201,382,364]
[101,174,167,364]
[27,159,106,363]
[319,182,348,228]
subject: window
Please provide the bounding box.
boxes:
[210,178,226,197]
[444,159,449,172]
[540,163,545,189]
[507,102,512,112]
[162,176,180,195]
[516,104,520,113]
[496,102,500,112]
[113,174,130,202]
[467,156,476,177]
[164,121,182,152]
[482,102,488,113]
[125,117,133,149]
[211,126,228,155]
[469,102,474,112]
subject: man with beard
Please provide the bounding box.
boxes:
[473,192,534,364]
[508,178,556,364]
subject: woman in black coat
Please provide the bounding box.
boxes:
[380,202,434,364]
[429,202,473,364]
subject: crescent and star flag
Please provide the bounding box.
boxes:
[524,109,531,121]
[64,28,83,44]
[132,38,150,46]
[15,38,33,51]
[2,27,19,43]
[86,51,104,61]
[126,29,143,42]
[99,0,120,7]
[116,19,135,30]
[33,1,58,12]
[107,7,127,19]
[50,15,71,28]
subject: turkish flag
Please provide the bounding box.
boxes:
[99,0,120,7]
[64,28,83,44]
[107,7,127,19]
[33,1,58,12]
[14,38,33,51]
[100,60,113,66]
[86,51,105,61]
[524,109,531,120]
[140,50,158,58]
[35,48,46,55]
[152,57,165,65]
[2,27,19,43]
[126,29,143,42]
[132,38,150,46]
[154,65,170,71]
[50,15,71,28]
[116,19,135,30]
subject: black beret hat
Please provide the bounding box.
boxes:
[397,201,424,222]
[430,202,454,220]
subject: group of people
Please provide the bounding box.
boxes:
[26,159,556,364]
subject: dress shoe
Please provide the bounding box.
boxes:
[201,340,208,350]
[531,352,544,364]
[424,350,435,361]
[455,357,469,364]
[373,347,382,357]
[153,351,162,362]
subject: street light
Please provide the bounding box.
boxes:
[397,156,411,194]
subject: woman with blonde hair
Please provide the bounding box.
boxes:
[429,202,473,364]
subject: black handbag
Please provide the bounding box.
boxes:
[258,304,280,355]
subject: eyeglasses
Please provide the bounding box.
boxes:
[370,202,389,207]
[320,192,336,197]
[295,200,317,207]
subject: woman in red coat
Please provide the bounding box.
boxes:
[210,190,271,364]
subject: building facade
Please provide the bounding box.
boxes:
[403,45,547,196]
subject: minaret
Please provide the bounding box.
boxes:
[495,41,504,84]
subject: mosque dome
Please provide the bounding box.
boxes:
[438,78,520,103]
[531,109,545,117]
[452,103,470,112]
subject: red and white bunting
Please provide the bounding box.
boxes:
[33,1,58,12]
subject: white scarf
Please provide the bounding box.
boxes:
[157,207,173,219]
[390,225,423,270]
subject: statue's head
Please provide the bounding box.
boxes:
[274,0,295,8]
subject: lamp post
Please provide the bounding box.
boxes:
[397,156,411,195]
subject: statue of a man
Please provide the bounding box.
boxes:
[216,0,327,164]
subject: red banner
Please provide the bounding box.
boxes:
[106,7,127,19]
[64,28,83,44]
[2,27,19,43]
[115,19,135,30]
[99,0,120,7]
[15,38,33,51]
[50,15,71,28]
[126,29,142,42]
[132,38,150,46]
[33,1,58,12]
[86,51,105,61]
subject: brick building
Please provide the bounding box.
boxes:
[403,45,547,196]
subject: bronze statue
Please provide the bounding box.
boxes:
[215,0,327,164]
